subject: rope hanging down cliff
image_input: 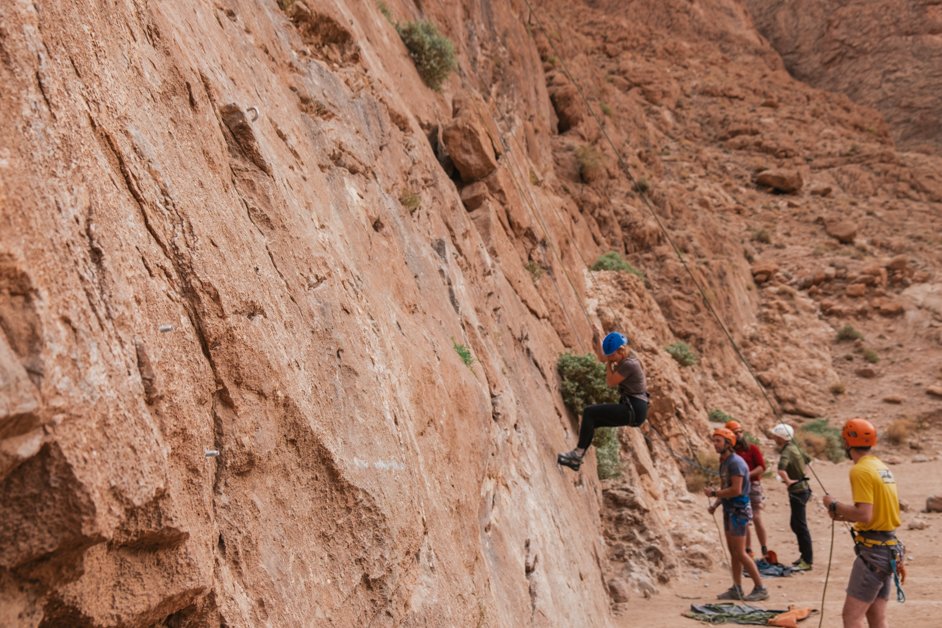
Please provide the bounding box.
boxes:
[512,0,839,494]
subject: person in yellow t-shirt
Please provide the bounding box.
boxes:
[823,418,904,628]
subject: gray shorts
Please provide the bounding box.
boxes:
[749,482,764,510]
[847,546,894,603]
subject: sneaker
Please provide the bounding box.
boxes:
[793,559,813,571]
[716,585,744,600]
[744,586,769,601]
[557,450,583,471]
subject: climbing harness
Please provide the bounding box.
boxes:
[850,529,906,603]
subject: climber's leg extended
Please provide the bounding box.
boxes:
[557,402,633,471]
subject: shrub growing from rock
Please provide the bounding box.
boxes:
[557,353,621,479]
[667,341,698,367]
[797,419,843,463]
[557,353,618,416]
[453,340,474,367]
[396,20,456,90]
[836,324,863,342]
[590,251,643,276]
[885,418,913,445]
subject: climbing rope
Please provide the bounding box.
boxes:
[710,497,730,569]
[819,518,836,628]
[515,0,839,493]
[510,4,850,622]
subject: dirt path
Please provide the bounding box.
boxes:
[617,456,942,627]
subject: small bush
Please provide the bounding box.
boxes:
[684,449,719,493]
[708,409,733,423]
[593,427,622,479]
[557,353,618,417]
[885,418,913,445]
[600,101,612,116]
[396,21,457,90]
[837,324,863,342]
[632,178,650,195]
[862,348,879,364]
[797,419,844,463]
[667,342,698,367]
[575,145,604,183]
[399,191,421,213]
[751,229,771,244]
[525,260,544,280]
[590,251,643,276]
[829,382,846,395]
[376,1,392,22]
[453,340,474,367]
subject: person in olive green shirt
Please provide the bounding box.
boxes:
[823,418,903,628]
[771,423,813,570]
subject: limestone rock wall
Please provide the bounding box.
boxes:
[4,0,942,626]
[0,1,615,625]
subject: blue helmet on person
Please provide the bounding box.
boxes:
[602,332,628,356]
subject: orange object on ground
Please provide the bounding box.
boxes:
[767,606,812,628]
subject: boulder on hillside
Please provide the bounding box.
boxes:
[751,260,778,284]
[549,83,584,132]
[754,168,803,193]
[846,284,867,297]
[825,220,856,244]
[442,112,498,183]
[927,495,942,513]
[459,181,489,211]
[870,297,904,317]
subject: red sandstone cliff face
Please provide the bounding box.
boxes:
[745,0,942,154]
[2,0,942,626]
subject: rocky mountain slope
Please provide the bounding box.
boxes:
[745,0,942,154]
[1,0,940,626]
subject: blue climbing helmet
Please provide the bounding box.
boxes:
[602,332,628,356]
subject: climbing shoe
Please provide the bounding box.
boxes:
[557,450,584,471]
[793,559,813,571]
[744,586,769,601]
[716,585,744,600]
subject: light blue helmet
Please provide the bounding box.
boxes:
[602,332,628,356]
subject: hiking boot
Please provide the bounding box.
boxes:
[744,586,769,601]
[557,450,584,471]
[716,585,744,600]
[793,559,813,571]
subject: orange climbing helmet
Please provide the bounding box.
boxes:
[842,418,877,448]
[713,427,736,448]
[725,420,743,432]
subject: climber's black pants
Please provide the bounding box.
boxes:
[576,397,648,450]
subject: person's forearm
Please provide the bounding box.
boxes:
[828,500,872,523]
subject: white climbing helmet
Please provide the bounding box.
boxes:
[771,423,794,440]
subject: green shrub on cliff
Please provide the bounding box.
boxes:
[557,353,622,479]
[557,353,618,416]
[396,20,456,91]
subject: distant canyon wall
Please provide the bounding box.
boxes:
[745,0,942,153]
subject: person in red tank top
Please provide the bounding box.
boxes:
[727,421,769,560]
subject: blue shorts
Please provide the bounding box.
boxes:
[724,505,753,537]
